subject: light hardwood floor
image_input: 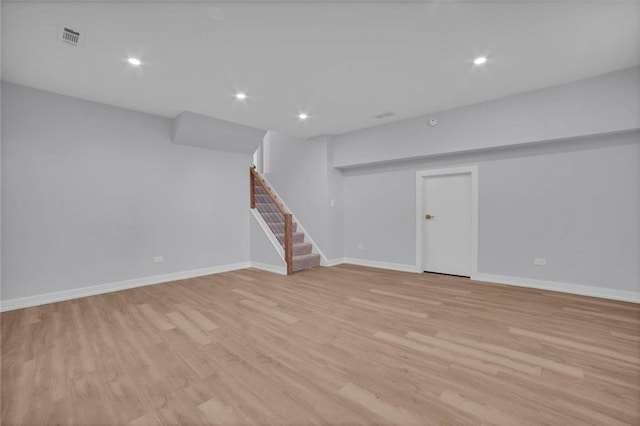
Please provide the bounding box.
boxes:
[2,265,639,425]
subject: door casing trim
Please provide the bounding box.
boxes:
[415,166,479,278]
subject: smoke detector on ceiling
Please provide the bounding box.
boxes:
[58,26,83,47]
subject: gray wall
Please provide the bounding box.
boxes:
[172,111,266,154]
[263,131,344,260]
[2,82,251,300]
[250,213,286,270]
[333,66,640,168]
[343,133,640,292]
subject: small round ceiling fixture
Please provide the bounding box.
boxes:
[298,113,309,120]
[127,57,142,66]
[473,56,487,65]
[235,92,247,100]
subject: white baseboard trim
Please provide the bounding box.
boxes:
[250,262,287,275]
[343,257,419,273]
[0,262,252,312]
[7,262,634,312]
[330,261,639,303]
[473,273,640,303]
[324,257,345,267]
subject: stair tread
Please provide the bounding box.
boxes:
[292,252,321,271]
[292,242,313,255]
[263,215,292,220]
[275,231,305,245]
[266,223,298,231]
[265,219,297,225]
[260,216,289,220]
[293,253,320,259]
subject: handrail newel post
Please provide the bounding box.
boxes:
[249,166,256,209]
[284,214,293,275]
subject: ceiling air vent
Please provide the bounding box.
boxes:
[373,112,395,119]
[60,27,81,46]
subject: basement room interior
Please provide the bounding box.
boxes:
[1,0,639,425]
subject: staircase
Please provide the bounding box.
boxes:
[250,167,321,274]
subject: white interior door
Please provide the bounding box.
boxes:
[422,173,472,276]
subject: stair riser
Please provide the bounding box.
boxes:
[256,204,281,215]
[267,222,298,234]
[293,254,321,271]
[261,213,286,223]
[276,233,305,244]
[293,243,313,256]
[254,187,271,197]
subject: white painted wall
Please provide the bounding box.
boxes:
[343,133,640,294]
[250,212,286,273]
[263,131,343,260]
[326,139,345,260]
[0,10,3,302]
[4,65,638,305]
[1,82,252,300]
[333,67,640,168]
[172,111,266,154]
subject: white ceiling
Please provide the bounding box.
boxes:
[2,1,639,138]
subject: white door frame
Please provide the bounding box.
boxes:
[415,166,479,278]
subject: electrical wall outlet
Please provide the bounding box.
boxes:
[534,258,547,266]
[330,199,335,207]
[154,256,164,263]
[356,244,364,250]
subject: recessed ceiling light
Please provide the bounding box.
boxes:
[298,113,309,120]
[127,57,142,66]
[473,56,487,65]
[235,92,247,100]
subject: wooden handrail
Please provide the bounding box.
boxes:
[250,166,288,216]
[250,166,293,275]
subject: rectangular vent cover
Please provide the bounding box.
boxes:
[61,27,81,46]
[373,112,395,119]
